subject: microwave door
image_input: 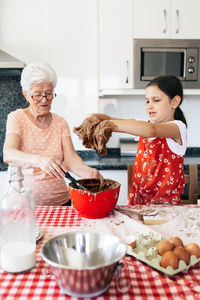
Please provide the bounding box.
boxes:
[141,48,186,81]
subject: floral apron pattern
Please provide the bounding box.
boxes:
[128,137,185,205]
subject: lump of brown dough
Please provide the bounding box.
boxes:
[93,120,113,156]
[73,116,112,156]
[73,116,100,149]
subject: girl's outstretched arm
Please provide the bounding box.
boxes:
[89,113,182,144]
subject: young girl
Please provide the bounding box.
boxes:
[90,75,187,205]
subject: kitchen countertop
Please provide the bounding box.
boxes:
[77,147,200,170]
[1,147,200,171]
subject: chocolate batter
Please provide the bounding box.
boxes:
[71,178,120,194]
[73,116,112,156]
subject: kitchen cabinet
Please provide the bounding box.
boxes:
[100,170,128,205]
[133,0,200,39]
[98,0,133,90]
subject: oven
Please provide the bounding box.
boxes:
[134,39,200,89]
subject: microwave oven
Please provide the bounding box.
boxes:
[134,39,200,89]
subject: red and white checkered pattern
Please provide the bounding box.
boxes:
[0,206,200,300]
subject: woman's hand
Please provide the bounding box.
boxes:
[84,167,103,180]
[62,136,104,180]
[38,156,68,179]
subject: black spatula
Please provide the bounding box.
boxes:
[65,172,86,190]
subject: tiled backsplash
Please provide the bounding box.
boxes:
[0,75,27,169]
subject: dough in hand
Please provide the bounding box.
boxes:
[73,116,112,156]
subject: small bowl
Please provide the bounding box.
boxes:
[68,178,121,219]
[40,231,127,298]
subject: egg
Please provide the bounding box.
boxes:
[169,236,184,248]
[160,250,179,269]
[173,246,190,264]
[157,240,174,256]
[124,235,136,248]
[185,243,200,258]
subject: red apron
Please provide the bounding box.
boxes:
[128,137,185,205]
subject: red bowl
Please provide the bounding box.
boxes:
[68,179,121,219]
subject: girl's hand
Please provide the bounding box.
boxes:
[108,120,118,132]
[88,113,110,122]
[87,114,118,131]
[38,156,68,179]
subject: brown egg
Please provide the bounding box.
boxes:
[185,243,200,258]
[169,236,184,248]
[160,251,179,269]
[157,240,174,256]
[173,246,190,264]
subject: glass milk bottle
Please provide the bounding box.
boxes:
[0,166,36,273]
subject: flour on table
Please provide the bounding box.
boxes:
[40,206,200,248]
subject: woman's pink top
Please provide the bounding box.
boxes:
[6,109,71,206]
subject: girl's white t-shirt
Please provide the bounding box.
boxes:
[166,120,187,156]
[143,120,187,156]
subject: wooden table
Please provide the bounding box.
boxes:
[0,205,200,299]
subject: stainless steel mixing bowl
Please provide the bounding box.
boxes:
[40,231,127,298]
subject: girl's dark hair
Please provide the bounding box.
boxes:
[147,75,187,127]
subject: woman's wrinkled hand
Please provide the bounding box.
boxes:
[38,156,68,179]
[83,167,103,180]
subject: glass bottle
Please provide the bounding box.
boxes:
[0,166,36,273]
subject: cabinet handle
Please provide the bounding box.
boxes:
[125,60,129,84]
[176,9,179,33]
[163,9,167,33]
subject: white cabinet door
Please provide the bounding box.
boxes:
[170,0,200,39]
[99,0,133,89]
[134,0,200,39]
[100,170,128,206]
[133,0,170,39]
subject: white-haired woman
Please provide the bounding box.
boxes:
[3,63,102,206]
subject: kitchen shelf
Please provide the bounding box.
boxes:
[99,89,145,96]
[99,89,200,97]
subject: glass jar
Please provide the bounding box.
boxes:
[0,166,36,273]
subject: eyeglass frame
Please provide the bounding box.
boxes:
[30,92,57,101]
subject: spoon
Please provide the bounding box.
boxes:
[65,172,87,190]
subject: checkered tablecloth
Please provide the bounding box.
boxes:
[0,206,200,300]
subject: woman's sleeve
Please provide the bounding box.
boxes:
[6,111,21,136]
[61,119,71,137]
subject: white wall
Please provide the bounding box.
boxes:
[0,0,49,62]
[0,0,98,150]
[0,0,200,149]
[48,0,99,150]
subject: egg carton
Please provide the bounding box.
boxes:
[127,231,200,276]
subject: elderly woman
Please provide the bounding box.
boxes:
[3,63,102,206]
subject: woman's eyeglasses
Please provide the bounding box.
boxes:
[31,92,57,101]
